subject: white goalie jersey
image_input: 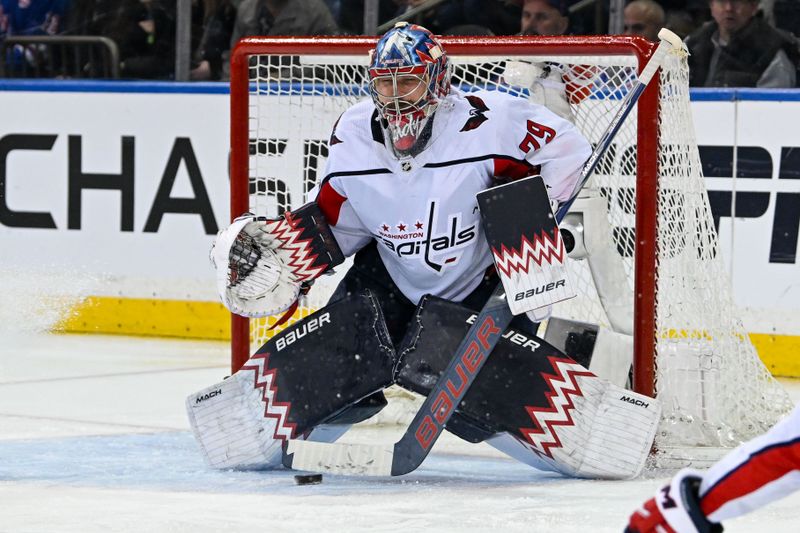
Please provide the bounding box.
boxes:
[309,88,592,305]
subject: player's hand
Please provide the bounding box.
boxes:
[625,469,723,533]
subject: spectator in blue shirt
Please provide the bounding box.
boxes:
[0,0,69,38]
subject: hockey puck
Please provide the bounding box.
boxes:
[294,473,323,485]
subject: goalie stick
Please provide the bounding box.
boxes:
[282,29,685,477]
[555,28,682,221]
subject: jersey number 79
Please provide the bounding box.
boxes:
[518,120,556,153]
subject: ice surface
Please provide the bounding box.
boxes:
[1,332,798,533]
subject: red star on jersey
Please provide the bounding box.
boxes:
[397,223,407,232]
[382,224,389,231]
[415,221,423,229]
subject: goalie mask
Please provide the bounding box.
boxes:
[368,22,451,158]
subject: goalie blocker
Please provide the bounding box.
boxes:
[478,175,576,318]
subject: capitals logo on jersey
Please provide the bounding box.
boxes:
[377,200,477,273]
[460,95,490,132]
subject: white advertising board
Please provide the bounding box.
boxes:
[693,95,800,334]
[0,83,798,339]
[0,86,229,301]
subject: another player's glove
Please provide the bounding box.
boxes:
[210,202,344,320]
[625,469,723,533]
[501,62,594,124]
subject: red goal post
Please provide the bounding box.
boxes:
[228,35,792,463]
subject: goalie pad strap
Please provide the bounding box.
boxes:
[186,291,396,469]
[269,298,299,330]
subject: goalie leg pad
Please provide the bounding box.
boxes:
[186,291,396,469]
[396,296,660,479]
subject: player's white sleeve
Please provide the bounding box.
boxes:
[699,401,800,523]
[308,179,372,257]
[505,97,591,204]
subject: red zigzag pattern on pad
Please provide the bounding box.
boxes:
[241,352,298,441]
[519,356,595,459]
[491,228,565,278]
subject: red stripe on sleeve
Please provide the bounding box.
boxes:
[316,181,347,226]
[493,158,538,181]
[701,440,800,517]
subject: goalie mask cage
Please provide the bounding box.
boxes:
[229,35,792,465]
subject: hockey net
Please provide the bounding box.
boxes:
[229,36,792,464]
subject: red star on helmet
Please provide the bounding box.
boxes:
[397,223,407,232]
[382,224,389,231]
[415,221,423,229]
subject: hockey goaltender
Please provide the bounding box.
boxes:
[186,22,661,480]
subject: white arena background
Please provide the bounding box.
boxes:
[1,80,799,532]
[1,80,797,376]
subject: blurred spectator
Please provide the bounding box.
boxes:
[519,0,571,36]
[685,0,799,87]
[0,0,68,38]
[323,0,340,22]
[463,0,520,36]
[1,0,69,74]
[396,1,520,36]
[628,1,710,39]
[773,0,800,38]
[338,0,400,35]
[62,0,176,79]
[101,0,175,79]
[443,23,494,36]
[59,0,108,35]
[396,0,456,34]
[191,0,235,80]
[623,0,664,41]
[684,0,712,33]
[231,0,339,46]
[664,9,695,38]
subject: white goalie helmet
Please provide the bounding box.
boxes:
[209,215,301,318]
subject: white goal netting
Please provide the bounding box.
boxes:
[232,37,792,463]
